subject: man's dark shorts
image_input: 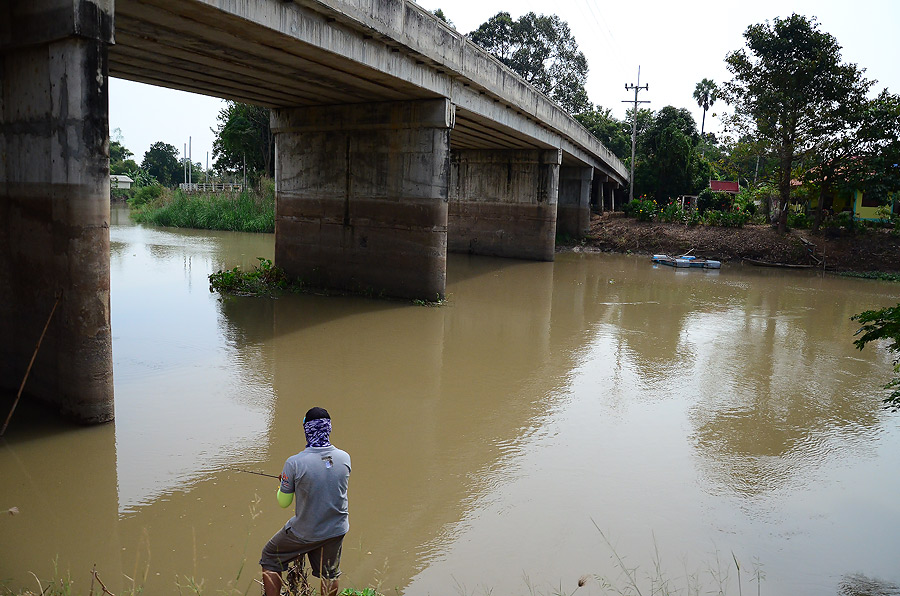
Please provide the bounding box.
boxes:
[260,527,344,579]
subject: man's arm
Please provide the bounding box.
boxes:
[277,468,294,508]
[276,487,294,508]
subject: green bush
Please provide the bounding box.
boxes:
[685,209,703,226]
[110,187,132,202]
[624,198,658,222]
[788,211,811,229]
[128,183,165,208]
[697,188,733,213]
[734,188,758,215]
[701,209,750,228]
[658,201,686,224]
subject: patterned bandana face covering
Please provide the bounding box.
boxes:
[304,418,332,448]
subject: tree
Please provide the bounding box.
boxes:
[468,12,590,114]
[212,101,274,180]
[624,107,654,143]
[692,78,718,139]
[110,158,139,176]
[109,139,138,175]
[721,14,872,233]
[852,303,900,411]
[633,106,704,201]
[801,88,886,233]
[110,140,133,165]
[141,141,181,187]
[432,9,453,27]
[574,107,630,160]
[848,90,900,209]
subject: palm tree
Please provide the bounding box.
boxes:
[693,78,718,138]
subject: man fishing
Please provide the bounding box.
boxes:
[260,407,351,596]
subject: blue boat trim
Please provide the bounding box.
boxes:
[651,254,721,269]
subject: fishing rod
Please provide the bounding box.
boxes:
[229,467,280,479]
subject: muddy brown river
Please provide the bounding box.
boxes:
[1,205,899,595]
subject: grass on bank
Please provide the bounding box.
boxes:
[128,181,275,233]
[7,544,898,596]
[1,554,379,596]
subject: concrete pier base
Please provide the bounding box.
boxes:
[271,99,452,301]
[449,149,560,261]
[0,1,114,424]
[558,166,593,238]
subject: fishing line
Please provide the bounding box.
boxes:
[229,467,280,479]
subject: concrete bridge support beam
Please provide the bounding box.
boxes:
[271,99,453,301]
[603,180,615,212]
[557,166,593,238]
[0,1,115,423]
[590,175,603,213]
[449,148,560,261]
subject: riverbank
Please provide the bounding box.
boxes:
[567,212,900,274]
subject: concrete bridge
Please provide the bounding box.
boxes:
[1,0,627,423]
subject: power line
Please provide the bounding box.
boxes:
[578,0,619,56]
[622,66,650,205]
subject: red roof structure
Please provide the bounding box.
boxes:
[710,180,740,194]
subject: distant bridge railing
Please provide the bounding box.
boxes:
[178,183,243,193]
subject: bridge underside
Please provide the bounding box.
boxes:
[0,0,625,423]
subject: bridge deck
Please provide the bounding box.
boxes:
[109,0,627,180]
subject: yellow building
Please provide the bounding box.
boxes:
[851,190,898,221]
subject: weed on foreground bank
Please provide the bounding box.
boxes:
[1,528,770,596]
[5,543,899,596]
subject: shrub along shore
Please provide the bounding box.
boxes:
[127,179,275,234]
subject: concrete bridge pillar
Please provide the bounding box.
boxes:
[614,185,625,211]
[449,148,560,261]
[0,1,115,423]
[558,166,593,238]
[590,175,603,213]
[271,99,453,301]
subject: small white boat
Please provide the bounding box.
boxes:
[651,254,721,269]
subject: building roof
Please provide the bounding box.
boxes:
[110,175,134,182]
[710,180,739,193]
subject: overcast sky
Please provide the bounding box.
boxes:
[109,0,900,167]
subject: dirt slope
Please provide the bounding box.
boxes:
[574,213,900,273]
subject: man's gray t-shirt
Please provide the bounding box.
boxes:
[279,445,351,541]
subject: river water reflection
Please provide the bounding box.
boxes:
[1,206,899,595]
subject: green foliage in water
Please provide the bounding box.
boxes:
[852,303,900,410]
[131,184,274,233]
[840,271,900,283]
[209,258,300,297]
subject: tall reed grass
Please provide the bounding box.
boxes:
[130,185,274,234]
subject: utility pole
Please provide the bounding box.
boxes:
[622,66,650,206]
